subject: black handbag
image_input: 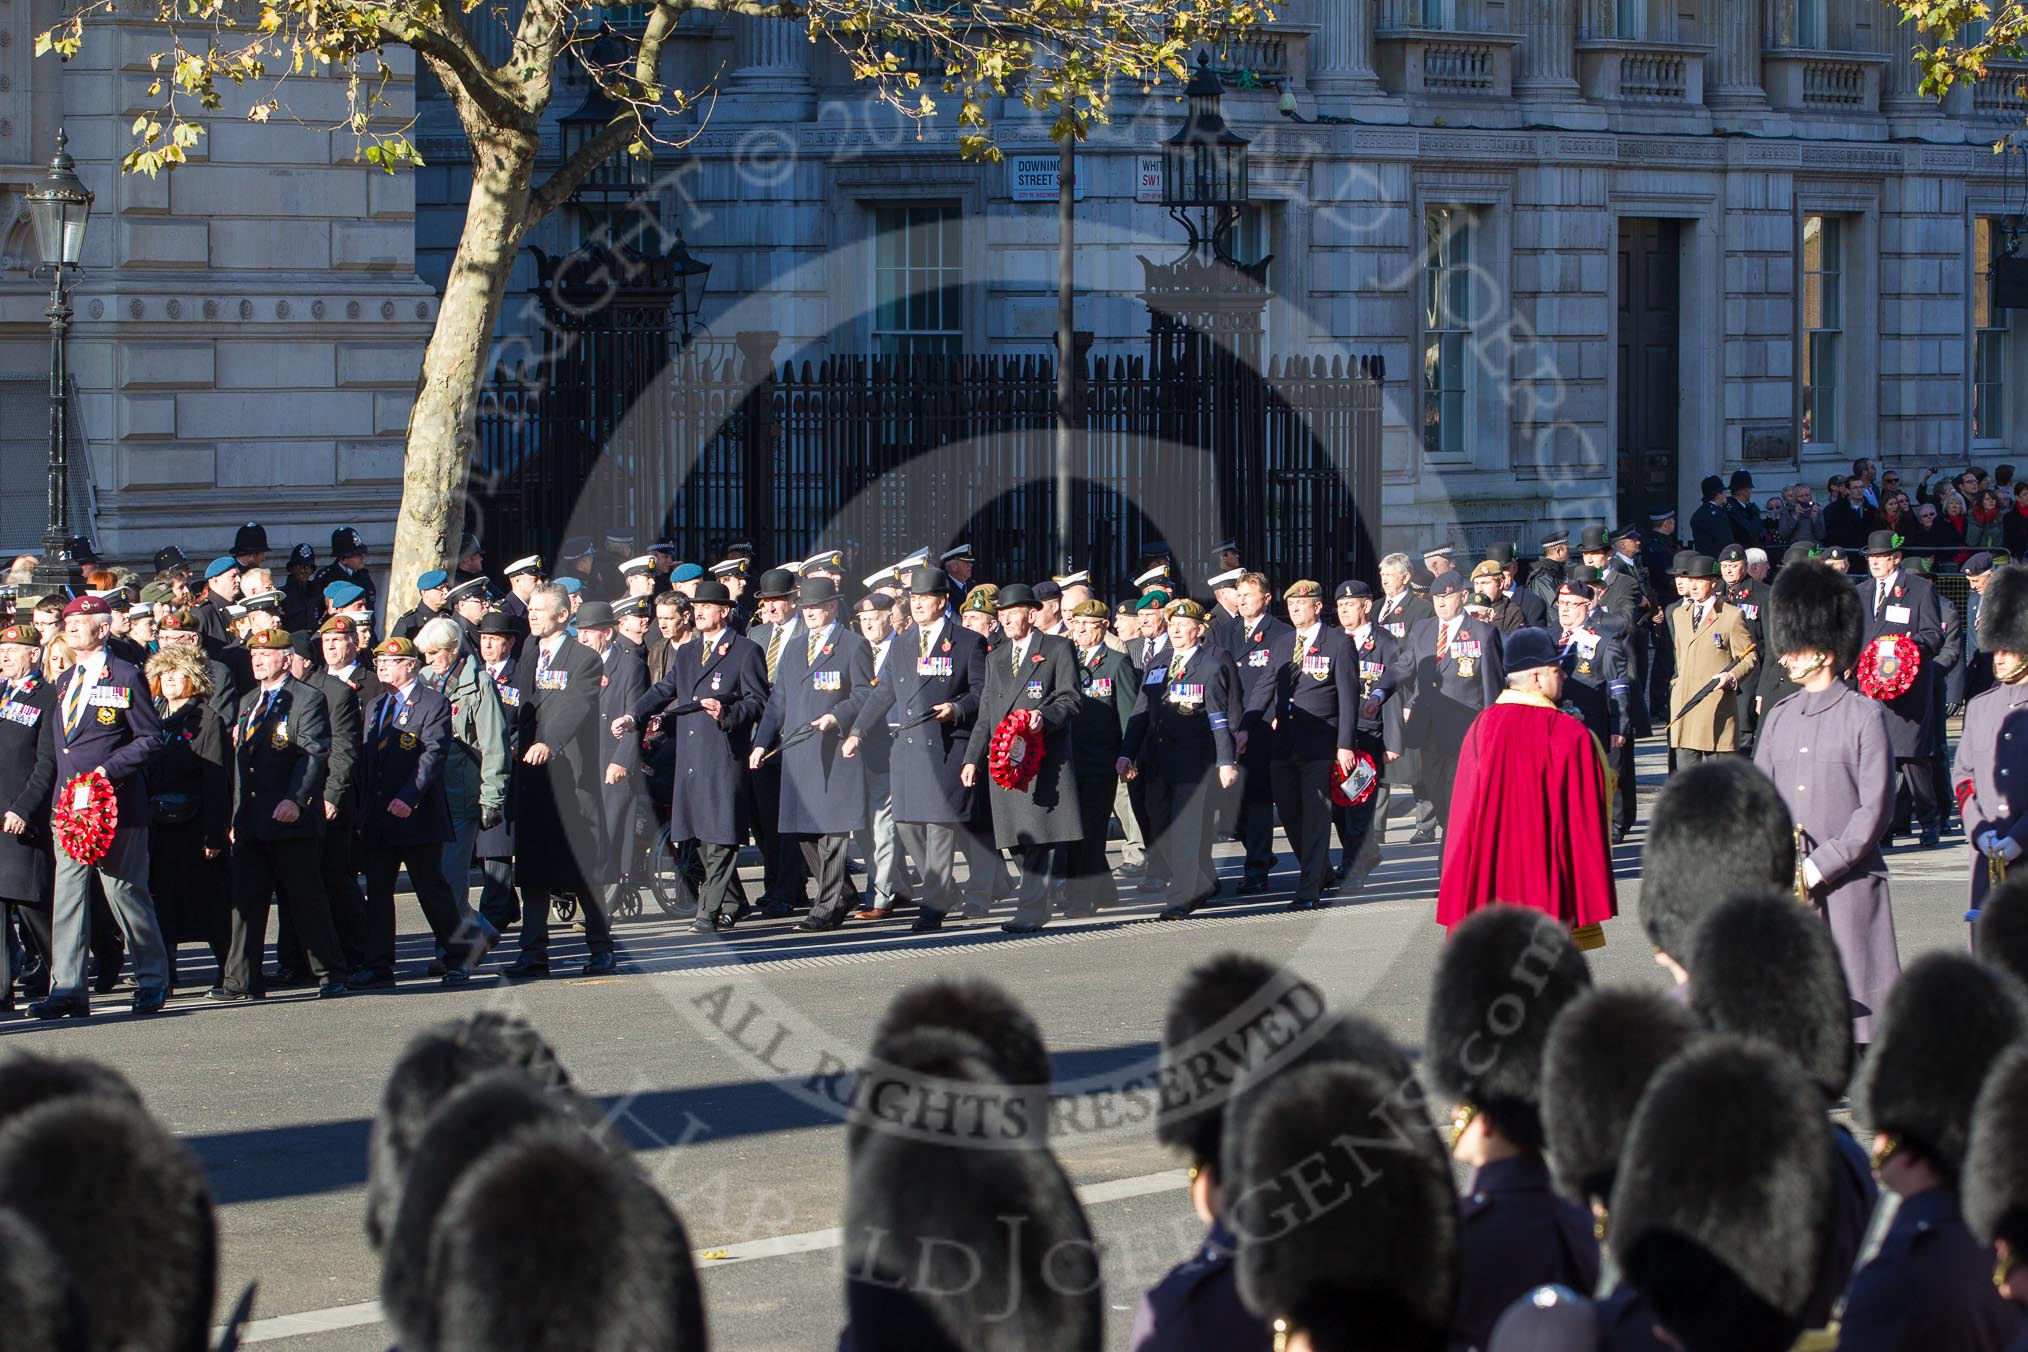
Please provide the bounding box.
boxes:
[149,792,199,826]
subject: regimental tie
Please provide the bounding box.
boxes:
[919,627,932,662]
[1169,650,1188,683]
[766,627,785,682]
[1143,637,1157,665]
[1436,625,1449,663]
[60,670,88,737]
[242,688,277,745]
[806,631,822,666]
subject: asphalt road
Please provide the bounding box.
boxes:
[0,743,1980,1351]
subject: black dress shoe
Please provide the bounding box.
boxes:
[1921,827,1943,850]
[317,979,349,999]
[92,967,123,995]
[1058,904,1097,919]
[269,967,313,989]
[1000,920,1045,934]
[1114,861,1144,879]
[1409,828,1438,845]
[131,986,168,1015]
[910,911,945,933]
[758,900,796,919]
[347,968,396,990]
[440,968,471,985]
[796,916,844,933]
[502,956,550,980]
[961,901,992,919]
[29,996,90,1019]
[206,986,261,1003]
[1289,899,1319,912]
[690,915,723,935]
[425,958,447,978]
[1236,876,1270,896]
[581,952,617,977]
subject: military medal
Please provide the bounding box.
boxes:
[96,706,116,725]
[399,730,419,749]
[1457,658,1476,678]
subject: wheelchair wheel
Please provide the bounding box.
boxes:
[550,894,577,923]
[611,885,643,921]
[646,824,698,917]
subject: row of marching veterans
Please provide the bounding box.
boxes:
[18,831,2028,1351]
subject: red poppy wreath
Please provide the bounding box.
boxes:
[53,770,118,866]
[1857,634,1920,702]
[987,710,1046,790]
[1331,751,1381,808]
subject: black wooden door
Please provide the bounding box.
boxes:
[1616,219,1681,526]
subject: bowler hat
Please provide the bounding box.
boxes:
[994,583,1039,610]
[1860,529,1904,556]
[752,569,797,600]
[1578,525,1609,552]
[575,601,616,628]
[909,567,949,596]
[690,580,732,605]
[476,612,516,637]
[796,577,841,606]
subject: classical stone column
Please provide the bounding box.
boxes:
[1515,0,1581,99]
[719,15,815,121]
[1308,0,1383,99]
[1879,12,1936,120]
[1707,0,1770,109]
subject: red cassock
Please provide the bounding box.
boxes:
[1435,697,1618,934]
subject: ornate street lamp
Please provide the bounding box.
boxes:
[1161,54,1251,264]
[25,129,92,595]
[668,228,711,341]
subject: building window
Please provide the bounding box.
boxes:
[1801,213,1842,446]
[1412,0,1457,28]
[1977,216,2008,443]
[1796,0,1827,47]
[873,205,964,358]
[1424,206,1476,459]
[1615,0,1645,40]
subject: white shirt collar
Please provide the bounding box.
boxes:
[1296,623,1321,647]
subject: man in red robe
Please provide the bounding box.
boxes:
[1436,627,1617,947]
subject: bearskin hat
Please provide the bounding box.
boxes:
[1964,1044,2028,1253]
[0,1207,85,1352]
[1978,563,2028,658]
[1687,888,1856,1101]
[1154,954,1325,1167]
[1610,1038,1832,1352]
[366,1012,575,1249]
[871,977,1052,1093]
[845,1024,1049,1158]
[1976,873,2028,993]
[1424,908,1592,1150]
[0,1093,218,1352]
[1640,761,1795,961]
[843,1047,1100,1352]
[1218,1010,1418,1206]
[1541,988,1704,1204]
[0,1051,143,1128]
[381,1072,606,1351]
[1231,1061,1458,1352]
[1768,560,1862,669]
[1858,952,2028,1179]
[428,1122,706,1352]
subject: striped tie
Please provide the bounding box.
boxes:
[60,671,88,738]
[766,627,784,682]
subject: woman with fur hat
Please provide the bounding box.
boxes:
[1753,559,1900,1043]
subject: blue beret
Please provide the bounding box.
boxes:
[324,580,365,607]
[556,576,583,595]
[671,563,705,583]
[204,556,238,581]
[417,569,449,591]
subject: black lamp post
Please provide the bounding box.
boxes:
[1161,54,1251,264]
[26,129,91,596]
[668,228,711,341]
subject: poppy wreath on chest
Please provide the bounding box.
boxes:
[987,709,1046,790]
[1857,634,1921,702]
[53,770,118,865]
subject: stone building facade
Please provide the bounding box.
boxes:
[0,15,432,562]
[19,0,2024,564]
[408,0,2028,560]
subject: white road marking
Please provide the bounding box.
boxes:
[231,1166,1190,1343]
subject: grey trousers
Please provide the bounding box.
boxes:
[1008,844,1064,927]
[855,767,907,905]
[1113,779,1147,868]
[898,821,959,914]
[445,815,517,929]
[51,836,169,1001]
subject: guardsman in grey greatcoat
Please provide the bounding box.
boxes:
[1957,565,2028,927]
[1754,560,1900,1044]
[749,576,873,932]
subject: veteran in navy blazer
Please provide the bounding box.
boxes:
[1241,580,1364,909]
[217,628,348,1002]
[33,595,173,1018]
[0,625,56,1011]
[352,636,486,987]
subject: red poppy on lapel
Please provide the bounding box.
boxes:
[1031,653,1045,665]
[941,639,952,653]
[822,644,834,657]
[600,675,609,688]
[717,642,730,657]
